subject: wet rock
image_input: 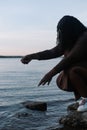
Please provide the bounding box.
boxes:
[67,102,79,111]
[52,126,87,130]
[15,112,32,118]
[22,101,47,111]
[59,102,87,130]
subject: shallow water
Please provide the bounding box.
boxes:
[0,58,74,130]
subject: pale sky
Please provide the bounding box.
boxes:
[0,0,87,55]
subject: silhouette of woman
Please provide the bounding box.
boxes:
[21,15,87,111]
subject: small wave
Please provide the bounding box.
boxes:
[47,98,74,105]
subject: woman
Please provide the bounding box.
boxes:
[21,15,87,112]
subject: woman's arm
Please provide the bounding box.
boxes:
[36,43,64,60]
[21,43,64,64]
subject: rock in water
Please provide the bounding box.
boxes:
[59,102,87,129]
[67,102,79,111]
[22,101,47,111]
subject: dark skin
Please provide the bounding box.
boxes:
[21,31,87,87]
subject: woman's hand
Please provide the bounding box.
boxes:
[21,55,32,64]
[38,72,53,86]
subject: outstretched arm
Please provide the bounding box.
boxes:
[21,43,64,64]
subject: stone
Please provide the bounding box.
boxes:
[59,102,87,130]
[15,112,32,118]
[67,102,79,111]
[22,101,47,111]
[50,102,87,130]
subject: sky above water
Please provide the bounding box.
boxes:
[0,0,87,55]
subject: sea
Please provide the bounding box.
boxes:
[0,58,75,130]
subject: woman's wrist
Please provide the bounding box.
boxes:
[49,68,57,77]
[31,53,40,60]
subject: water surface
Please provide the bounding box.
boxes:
[0,58,74,130]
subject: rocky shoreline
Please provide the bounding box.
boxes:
[54,102,87,130]
[21,101,87,130]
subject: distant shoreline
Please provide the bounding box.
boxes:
[0,56,22,58]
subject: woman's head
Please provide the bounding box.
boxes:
[57,15,87,51]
